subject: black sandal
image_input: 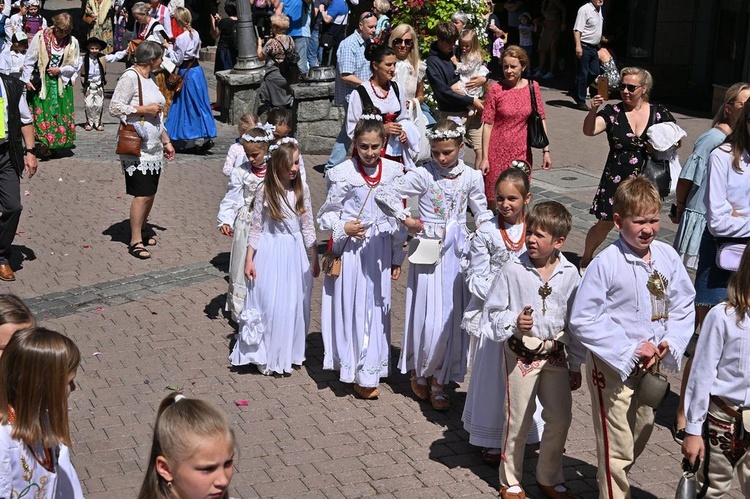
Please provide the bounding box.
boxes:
[128,242,151,259]
[142,231,157,246]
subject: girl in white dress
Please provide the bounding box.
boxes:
[317,112,407,399]
[217,125,274,322]
[461,164,544,464]
[0,327,84,499]
[375,118,491,411]
[229,139,319,374]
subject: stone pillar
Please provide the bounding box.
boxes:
[292,81,344,154]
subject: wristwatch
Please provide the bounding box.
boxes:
[24,147,36,155]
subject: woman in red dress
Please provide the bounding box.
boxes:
[479,45,551,209]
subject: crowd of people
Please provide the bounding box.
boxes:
[0,1,749,499]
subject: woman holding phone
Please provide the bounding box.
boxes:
[580,67,676,270]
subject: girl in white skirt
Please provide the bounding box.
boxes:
[229,139,319,374]
[461,164,544,465]
[317,111,407,399]
[217,125,274,321]
[375,118,492,411]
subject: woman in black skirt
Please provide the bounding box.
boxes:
[109,41,176,259]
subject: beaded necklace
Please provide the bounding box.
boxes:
[500,218,525,252]
[369,79,390,100]
[356,157,382,187]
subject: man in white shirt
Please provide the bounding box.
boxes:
[0,72,37,281]
[573,0,603,110]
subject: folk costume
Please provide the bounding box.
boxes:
[229,182,316,375]
[79,38,126,129]
[317,157,407,388]
[569,238,695,499]
[217,156,267,322]
[84,0,114,54]
[481,251,582,491]
[22,27,80,151]
[164,28,217,144]
[375,160,491,387]
[685,305,750,498]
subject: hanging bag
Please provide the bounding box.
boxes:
[165,58,195,93]
[115,70,144,157]
[321,187,373,277]
[635,357,670,409]
[641,108,671,198]
[407,98,431,165]
[526,79,549,149]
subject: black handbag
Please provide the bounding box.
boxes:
[642,157,670,199]
[527,80,549,149]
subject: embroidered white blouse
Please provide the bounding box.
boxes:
[480,251,584,371]
[684,304,750,436]
[0,424,84,498]
[569,238,696,380]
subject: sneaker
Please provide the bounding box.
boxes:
[542,71,554,79]
[531,69,543,78]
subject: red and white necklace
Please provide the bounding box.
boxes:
[500,218,525,252]
[356,157,382,187]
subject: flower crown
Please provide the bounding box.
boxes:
[269,137,299,153]
[426,125,466,140]
[360,114,383,122]
[241,123,276,143]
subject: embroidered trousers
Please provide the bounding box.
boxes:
[84,82,104,126]
[696,400,750,498]
[587,353,654,499]
[501,342,571,488]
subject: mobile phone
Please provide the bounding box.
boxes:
[597,76,609,101]
[524,307,533,316]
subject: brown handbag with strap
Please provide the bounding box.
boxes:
[321,187,373,277]
[166,58,196,93]
[115,70,145,157]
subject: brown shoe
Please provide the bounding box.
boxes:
[538,483,574,499]
[429,379,450,411]
[410,371,429,400]
[499,485,526,499]
[0,264,15,281]
[353,384,379,399]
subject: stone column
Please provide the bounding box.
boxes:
[234,0,265,72]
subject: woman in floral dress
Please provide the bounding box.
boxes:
[84,0,114,54]
[22,13,80,157]
[113,0,128,52]
[580,66,675,268]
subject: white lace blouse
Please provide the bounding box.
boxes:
[109,69,167,175]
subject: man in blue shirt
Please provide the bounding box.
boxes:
[283,0,312,77]
[324,11,377,171]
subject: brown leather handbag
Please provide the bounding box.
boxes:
[115,70,144,157]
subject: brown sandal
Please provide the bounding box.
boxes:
[429,379,450,411]
[353,384,379,399]
[410,371,429,400]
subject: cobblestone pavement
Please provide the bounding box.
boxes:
[5,10,741,495]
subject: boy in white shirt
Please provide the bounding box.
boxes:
[682,244,750,498]
[481,201,582,499]
[569,177,695,499]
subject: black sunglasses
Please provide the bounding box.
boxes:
[393,38,414,47]
[360,11,375,21]
[618,83,642,92]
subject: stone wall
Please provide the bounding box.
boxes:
[216,70,344,155]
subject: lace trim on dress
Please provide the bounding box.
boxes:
[122,158,163,176]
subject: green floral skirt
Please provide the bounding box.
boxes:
[30,76,76,150]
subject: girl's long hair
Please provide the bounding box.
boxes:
[724,100,750,173]
[137,393,236,499]
[0,327,80,448]
[265,143,305,221]
[459,29,483,65]
[726,244,750,325]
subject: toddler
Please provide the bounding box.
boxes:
[451,29,488,117]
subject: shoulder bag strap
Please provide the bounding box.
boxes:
[126,68,144,119]
[528,79,538,113]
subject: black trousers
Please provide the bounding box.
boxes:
[0,144,21,265]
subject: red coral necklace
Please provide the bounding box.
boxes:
[500,219,525,252]
[356,158,382,187]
